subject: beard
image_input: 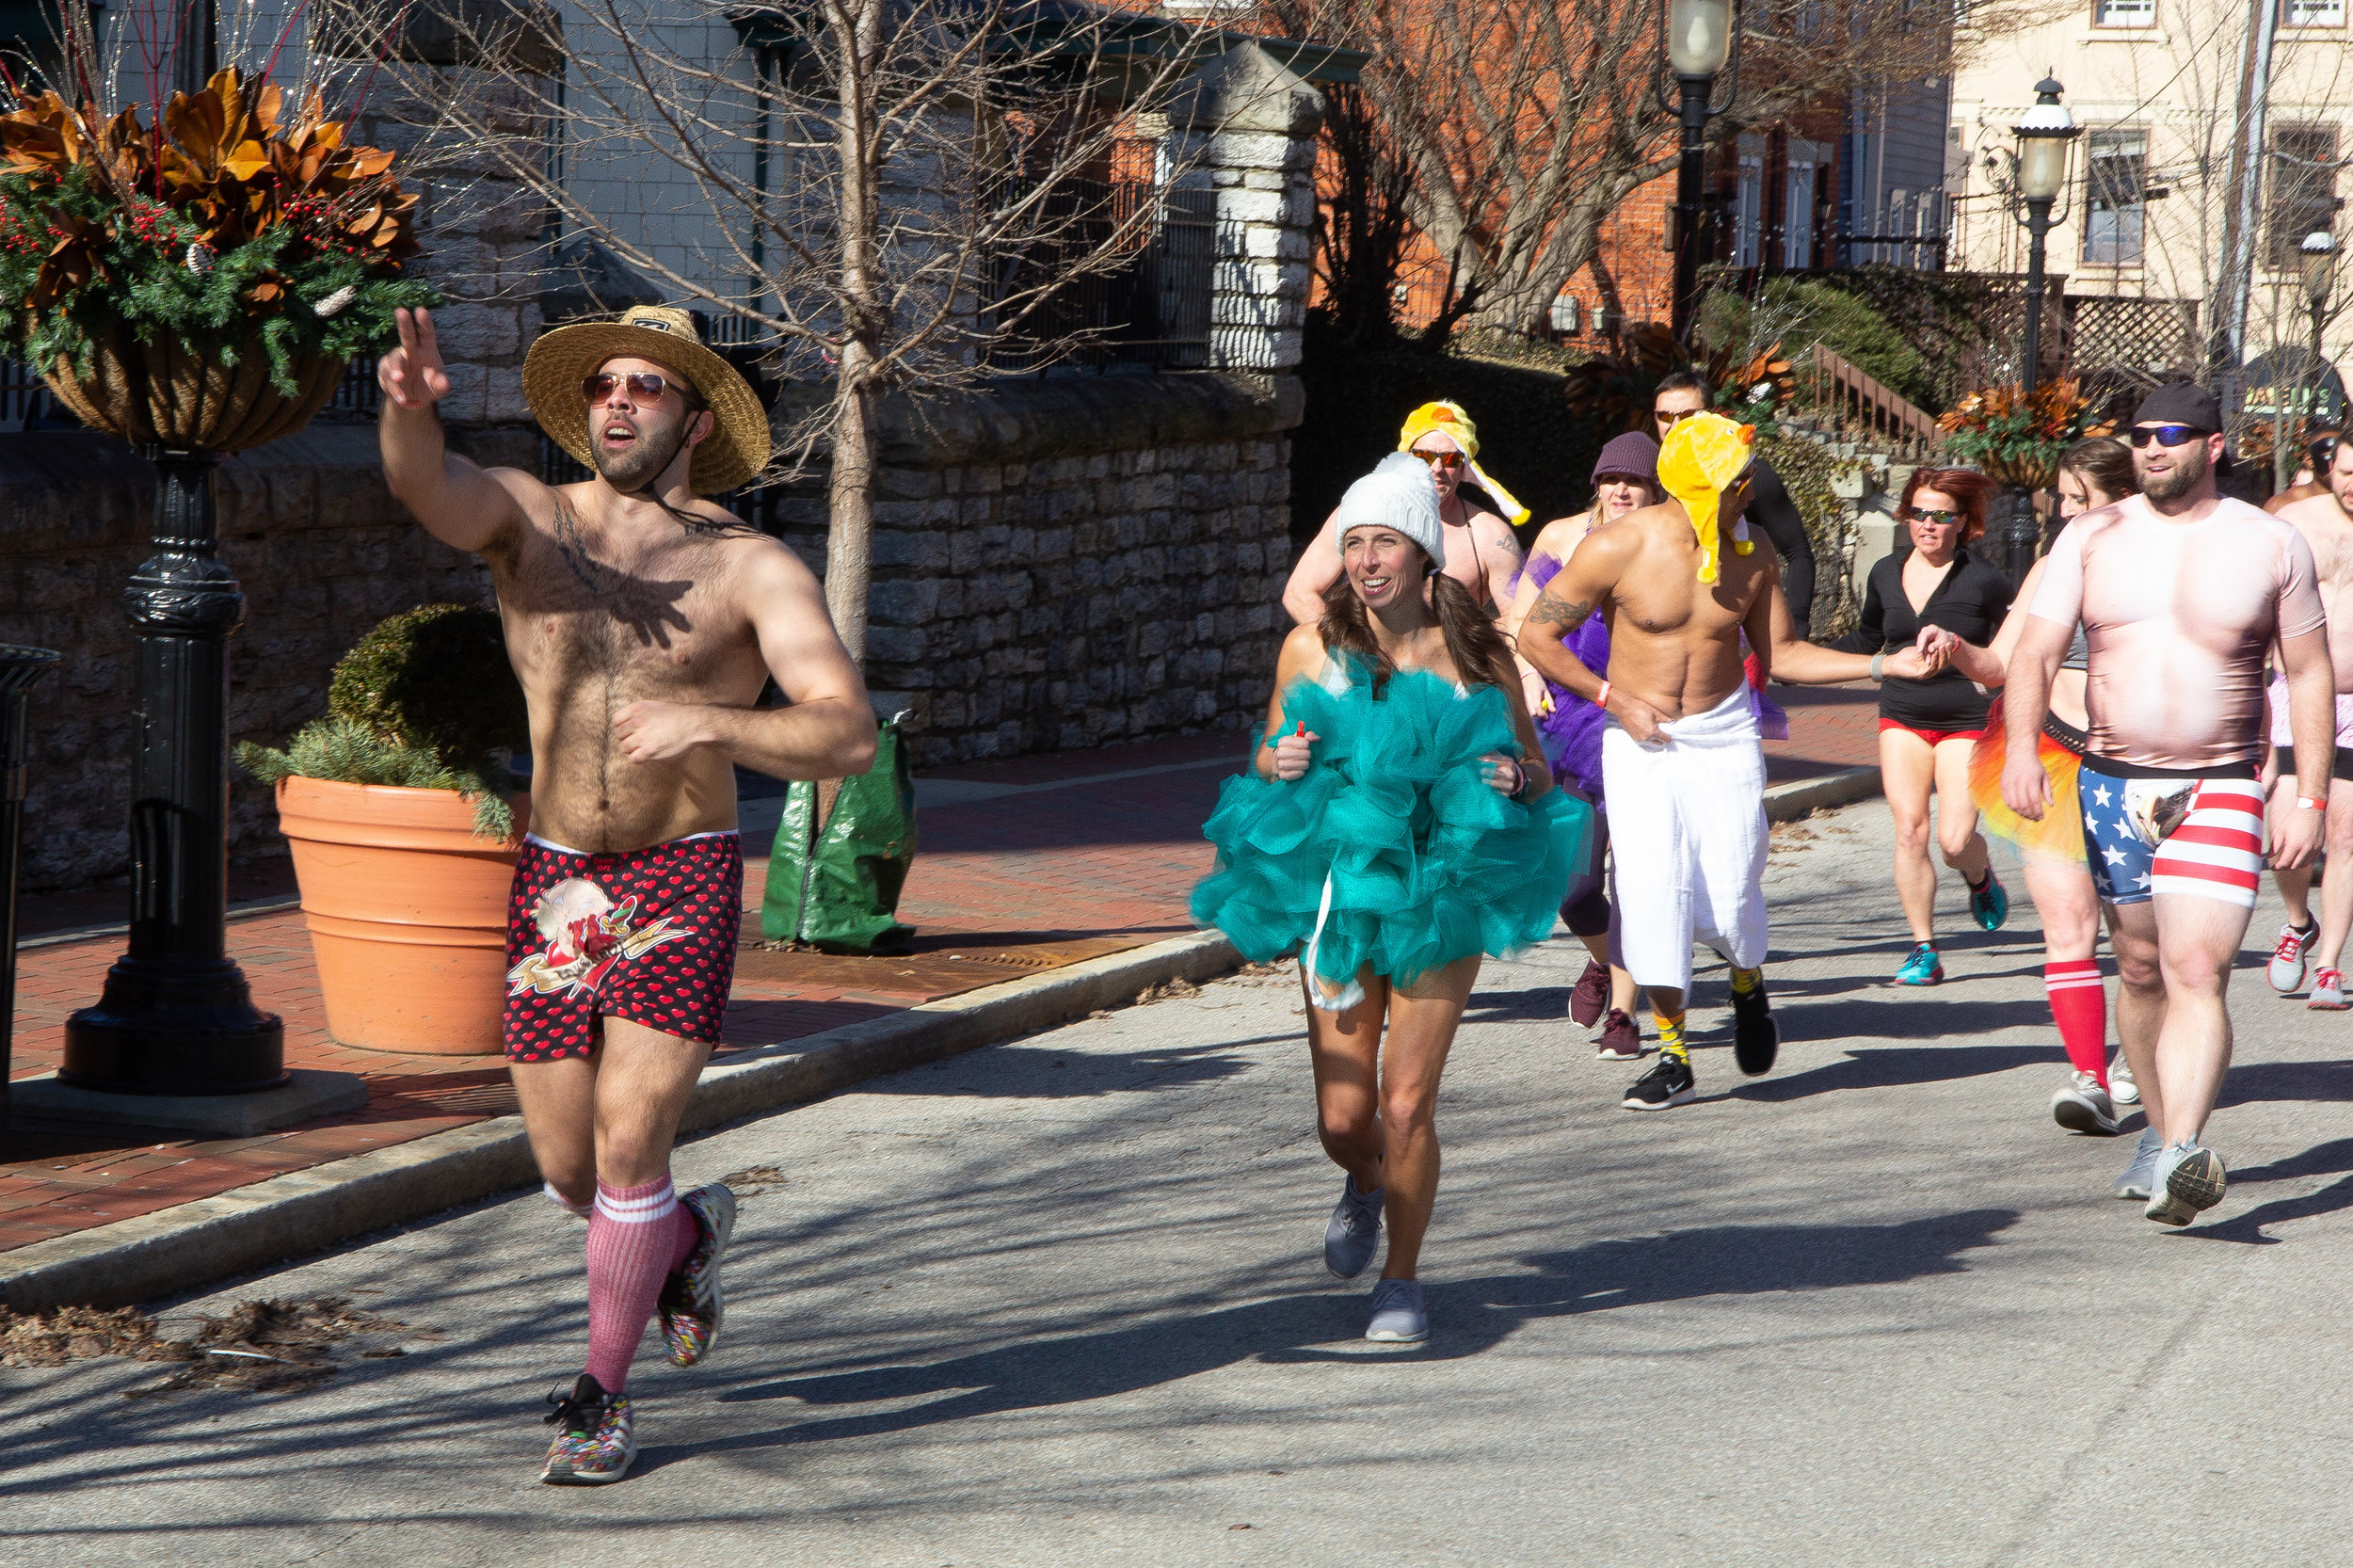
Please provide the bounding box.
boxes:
[2139,442,2209,503]
[592,413,689,491]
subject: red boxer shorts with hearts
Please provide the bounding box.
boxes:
[502,830,744,1062]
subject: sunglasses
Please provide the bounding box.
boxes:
[583,371,685,406]
[2129,424,2210,448]
[1416,450,1465,471]
[1907,507,1964,527]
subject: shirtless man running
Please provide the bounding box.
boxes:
[2263,433,2353,1006]
[378,305,876,1482]
[2004,384,2330,1227]
[1284,400,1524,625]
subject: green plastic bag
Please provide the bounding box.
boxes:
[761,715,918,952]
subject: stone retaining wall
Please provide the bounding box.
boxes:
[0,427,488,892]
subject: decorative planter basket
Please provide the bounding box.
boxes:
[41,327,347,453]
[1978,452,2057,491]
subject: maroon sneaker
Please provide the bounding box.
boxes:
[1594,1008,1645,1060]
[1569,960,1610,1028]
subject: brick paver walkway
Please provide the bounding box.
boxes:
[1,689,1880,1263]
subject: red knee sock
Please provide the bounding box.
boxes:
[584,1175,701,1392]
[2043,960,2108,1085]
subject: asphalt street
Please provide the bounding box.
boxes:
[8,797,2353,1567]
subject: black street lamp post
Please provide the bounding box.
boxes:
[1664,0,1737,346]
[2300,230,2338,465]
[57,449,285,1096]
[2002,75,2079,582]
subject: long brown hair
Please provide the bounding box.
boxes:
[1319,545,1510,696]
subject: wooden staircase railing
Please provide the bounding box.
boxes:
[1802,343,1943,461]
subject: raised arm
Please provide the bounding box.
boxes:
[378,308,532,554]
[611,542,877,780]
[1281,513,1343,625]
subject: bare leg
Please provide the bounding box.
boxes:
[1932,737,1992,885]
[512,1056,599,1208]
[2147,892,2254,1144]
[593,1017,716,1185]
[2313,792,2353,970]
[1879,727,1940,944]
[2106,901,2168,1135]
[1573,934,1641,1015]
[1305,967,1390,1195]
[1375,954,1480,1281]
[2023,857,2102,963]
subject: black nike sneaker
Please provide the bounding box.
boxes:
[1731,976,1779,1077]
[1622,1053,1697,1111]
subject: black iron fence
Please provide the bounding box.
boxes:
[985,181,1216,375]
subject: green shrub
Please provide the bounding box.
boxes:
[1707,278,1931,412]
[236,604,525,840]
[1295,312,1608,549]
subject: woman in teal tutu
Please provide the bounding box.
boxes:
[1193,451,1590,1345]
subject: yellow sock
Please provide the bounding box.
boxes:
[1655,1009,1689,1063]
[1729,965,1762,994]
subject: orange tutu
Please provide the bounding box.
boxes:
[1968,695,2086,864]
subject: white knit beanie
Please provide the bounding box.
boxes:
[1334,452,1446,568]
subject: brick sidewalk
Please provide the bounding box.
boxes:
[0,691,1880,1264]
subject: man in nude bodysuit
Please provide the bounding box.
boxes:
[2263,434,2353,1005]
[1518,412,1937,1109]
[1284,402,1523,625]
[379,305,876,1482]
[2003,384,2331,1227]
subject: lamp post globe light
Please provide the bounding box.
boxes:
[2300,230,2338,478]
[1665,0,1736,346]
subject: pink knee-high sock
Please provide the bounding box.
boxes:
[2044,960,2108,1085]
[584,1176,701,1392]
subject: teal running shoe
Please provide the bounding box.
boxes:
[1968,872,2009,932]
[1896,943,1945,985]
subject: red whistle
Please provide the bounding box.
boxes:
[1294,722,1306,738]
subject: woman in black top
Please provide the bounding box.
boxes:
[1828,468,2013,984]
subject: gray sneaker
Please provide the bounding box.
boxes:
[2052,1072,2122,1135]
[2115,1126,2163,1200]
[1364,1277,1427,1343]
[1323,1177,1383,1280]
[2145,1144,2227,1226]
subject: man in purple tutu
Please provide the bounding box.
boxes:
[1504,431,1662,1060]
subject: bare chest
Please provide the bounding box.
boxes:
[493,524,754,701]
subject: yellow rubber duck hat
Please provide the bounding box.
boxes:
[1397,400,1531,526]
[1657,411,1757,584]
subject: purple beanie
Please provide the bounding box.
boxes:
[1592,431,1661,487]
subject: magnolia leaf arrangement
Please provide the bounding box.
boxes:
[0,67,432,394]
[1934,379,2116,488]
[1561,322,1797,437]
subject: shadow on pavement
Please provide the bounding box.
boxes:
[1732,1042,2055,1100]
[856,1039,1269,1098]
[2183,1136,2353,1244]
[2216,1060,2353,1108]
[696,1209,2017,1457]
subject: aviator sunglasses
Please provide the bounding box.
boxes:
[583,371,685,406]
[1416,449,1466,471]
[1907,507,1964,527]
[2128,424,2209,448]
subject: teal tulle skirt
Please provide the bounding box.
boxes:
[1190,664,1593,991]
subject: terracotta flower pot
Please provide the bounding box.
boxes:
[276,776,528,1055]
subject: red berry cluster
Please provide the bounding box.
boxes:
[121,199,176,250]
[0,206,37,257]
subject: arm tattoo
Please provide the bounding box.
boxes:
[1524,587,1594,632]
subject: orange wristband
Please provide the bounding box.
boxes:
[1593,680,1611,710]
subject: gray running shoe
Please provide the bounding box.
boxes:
[2115,1126,2163,1200]
[1323,1177,1383,1280]
[2051,1072,2122,1135]
[2145,1144,2227,1226]
[1364,1277,1428,1343]
[2107,1053,2139,1106]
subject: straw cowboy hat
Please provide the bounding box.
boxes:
[521,305,770,495]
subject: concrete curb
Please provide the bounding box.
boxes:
[2,930,1242,1314]
[1764,765,1881,822]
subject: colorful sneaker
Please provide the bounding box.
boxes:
[1323,1176,1384,1280]
[2145,1144,2227,1226]
[1968,872,2009,933]
[2108,1053,2139,1106]
[657,1184,736,1368]
[1569,960,1609,1028]
[1730,975,1778,1077]
[1622,1053,1696,1111]
[541,1374,635,1485]
[1364,1277,1428,1343]
[1896,943,1945,985]
[2312,968,2350,1011]
[2269,920,2319,994]
[2115,1127,2163,1200]
[2051,1071,2122,1135]
[1594,1008,1645,1061]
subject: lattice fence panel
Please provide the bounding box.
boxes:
[2065,296,2201,424]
